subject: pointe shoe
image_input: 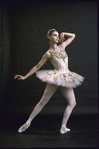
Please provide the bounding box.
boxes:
[60,126,70,134]
[18,119,31,133]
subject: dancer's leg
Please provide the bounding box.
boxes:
[28,83,58,120]
[18,84,58,133]
[60,87,76,134]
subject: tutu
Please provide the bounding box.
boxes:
[36,45,84,88]
[36,70,84,88]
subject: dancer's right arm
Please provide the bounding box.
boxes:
[14,51,52,80]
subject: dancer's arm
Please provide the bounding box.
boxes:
[60,32,75,49]
[14,51,51,80]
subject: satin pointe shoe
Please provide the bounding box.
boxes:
[18,119,31,133]
[60,126,70,134]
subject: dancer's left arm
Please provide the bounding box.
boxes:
[60,32,75,49]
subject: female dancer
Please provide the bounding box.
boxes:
[14,29,84,134]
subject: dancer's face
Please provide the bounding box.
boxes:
[50,31,59,43]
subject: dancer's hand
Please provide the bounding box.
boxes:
[59,33,65,43]
[14,75,26,80]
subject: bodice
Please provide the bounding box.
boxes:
[36,45,84,88]
[48,45,69,73]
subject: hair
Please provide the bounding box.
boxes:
[47,28,57,41]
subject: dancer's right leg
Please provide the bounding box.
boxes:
[18,84,58,133]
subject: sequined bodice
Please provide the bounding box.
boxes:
[49,46,67,62]
[48,45,69,73]
[36,45,84,87]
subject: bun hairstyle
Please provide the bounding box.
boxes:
[47,28,57,41]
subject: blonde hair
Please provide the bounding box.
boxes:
[47,28,57,41]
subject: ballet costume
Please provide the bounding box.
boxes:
[18,45,84,134]
[36,45,84,88]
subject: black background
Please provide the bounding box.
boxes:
[0,0,98,148]
[1,0,98,118]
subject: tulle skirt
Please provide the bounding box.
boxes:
[36,70,84,88]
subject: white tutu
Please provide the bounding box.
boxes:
[36,70,84,88]
[36,45,84,88]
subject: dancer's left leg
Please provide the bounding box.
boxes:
[60,87,76,134]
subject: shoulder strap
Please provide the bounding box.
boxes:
[48,49,53,56]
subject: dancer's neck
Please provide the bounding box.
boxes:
[50,42,58,51]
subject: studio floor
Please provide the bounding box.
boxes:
[0,111,98,148]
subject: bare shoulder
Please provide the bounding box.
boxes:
[45,50,52,59]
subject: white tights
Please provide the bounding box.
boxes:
[18,83,76,134]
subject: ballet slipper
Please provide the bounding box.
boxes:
[60,126,70,134]
[18,119,31,133]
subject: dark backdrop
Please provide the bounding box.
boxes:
[1,1,98,117]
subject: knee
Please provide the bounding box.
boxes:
[69,100,76,108]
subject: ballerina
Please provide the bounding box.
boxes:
[14,29,84,134]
